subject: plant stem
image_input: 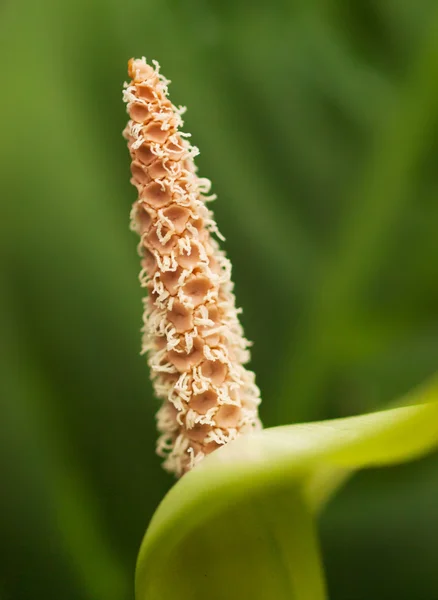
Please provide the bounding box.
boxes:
[256,486,328,600]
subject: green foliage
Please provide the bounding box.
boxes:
[136,389,438,599]
[1,1,438,599]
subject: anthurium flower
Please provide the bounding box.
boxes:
[123,58,262,477]
[122,58,438,600]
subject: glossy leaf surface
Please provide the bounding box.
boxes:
[137,390,438,600]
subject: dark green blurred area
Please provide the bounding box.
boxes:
[1,0,437,598]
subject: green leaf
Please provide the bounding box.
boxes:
[136,381,438,600]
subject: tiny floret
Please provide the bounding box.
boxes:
[123,57,262,476]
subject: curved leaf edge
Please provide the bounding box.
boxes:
[136,385,438,597]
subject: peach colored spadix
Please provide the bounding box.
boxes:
[123,57,262,476]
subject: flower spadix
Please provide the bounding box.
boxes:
[123,58,262,476]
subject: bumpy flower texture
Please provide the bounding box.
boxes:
[123,58,262,476]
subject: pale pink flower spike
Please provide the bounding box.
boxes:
[123,57,262,476]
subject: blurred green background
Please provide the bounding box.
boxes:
[1,0,438,598]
